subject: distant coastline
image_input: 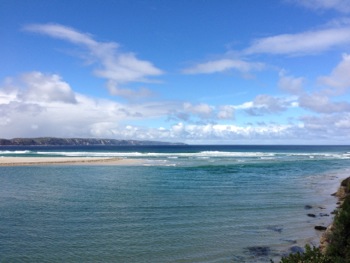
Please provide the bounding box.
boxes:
[0,137,186,146]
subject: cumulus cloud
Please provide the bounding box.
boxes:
[289,54,350,114]
[24,23,163,99]
[18,72,77,103]
[163,122,295,144]
[104,120,350,144]
[254,95,287,112]
[2,71,349,144]
[182,58,265,74]
[301,113,350,141]
[278,71,305,95]
[244,26,350,55]
[318,53,350,94]
[168,102,235,123]
[183,102,213,118]
[217,105,235,119]
[290,0,350,13]
[0,72,174,138]
[106,80,155,100]
[299,92,350,113]
[241,95,291,116]
[334,115,350,129]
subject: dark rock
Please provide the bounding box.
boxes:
[304,205,313,210]
[307,213,316,217]
[290,246,304,254]
[315,226,327,231]
[319,213,329,217]
[247,246,271,257]
[267,225,283,233]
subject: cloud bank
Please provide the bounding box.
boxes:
[1,64,350,144]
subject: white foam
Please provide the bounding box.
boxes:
[5,150,349,161]
[0,150,31,154]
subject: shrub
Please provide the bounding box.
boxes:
[275,245,332,263]
[326,195,350,262]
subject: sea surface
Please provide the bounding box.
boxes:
[1,145,350,262]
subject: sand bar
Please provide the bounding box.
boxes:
[0,157,141,166]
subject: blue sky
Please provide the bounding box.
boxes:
[1,0,350,144]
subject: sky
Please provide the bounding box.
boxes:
[1,0,350,144]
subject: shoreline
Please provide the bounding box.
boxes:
[319,176,350,252]
[0,156,141,166]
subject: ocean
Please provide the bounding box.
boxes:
[1,145,350,262]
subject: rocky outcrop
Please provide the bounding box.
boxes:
[315,226,327,231]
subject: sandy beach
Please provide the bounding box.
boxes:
[0,157,140,166]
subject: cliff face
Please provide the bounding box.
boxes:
[0,137,185,146]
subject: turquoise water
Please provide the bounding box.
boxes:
[1,145,350,262]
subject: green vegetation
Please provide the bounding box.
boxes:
[276,177,350,263]
[326,191,350,261]
[276,245,332,263]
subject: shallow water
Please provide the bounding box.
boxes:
[1,145,350,262]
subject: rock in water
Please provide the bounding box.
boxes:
[307,213,316,217]
[247,246,271,257]
[315,226,327,231]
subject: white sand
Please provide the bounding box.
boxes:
[0,157,141,166]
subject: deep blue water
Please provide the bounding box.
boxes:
[1,145,350,262]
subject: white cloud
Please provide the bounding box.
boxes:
[234,101,254,110]
[217,105,235,119]
[107,80,155,100]
[289,54,350,114]
[278,71,305,95]
[17,72,77,103]
[183,102,213,118]
[25,23,98,46]
[239,95,292,116]
[2,71,349,143]
[245,26,350,55]
[93,120,350,144]
[290,0,350,13]
[254,95,288,112]
[182,58,265,74]
[168,103,236,123]
[301,114,350,136]
[299,92,350,113]
[335,116,350,128]
[24,23,163,99]
[164,123,294,143]
[318,53,350,94]
[0,72,174,138]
